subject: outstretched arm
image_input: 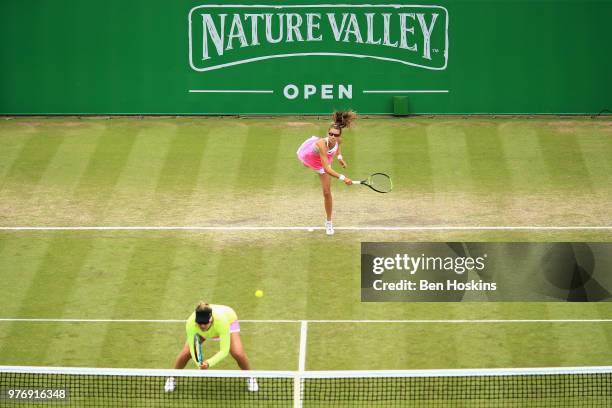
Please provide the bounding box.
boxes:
[203,316,231,369]
[316,140,352,184]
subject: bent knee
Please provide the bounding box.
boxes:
[231,350,247,359]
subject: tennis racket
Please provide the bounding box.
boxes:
[352,173,393,193]
[193,334,203,365]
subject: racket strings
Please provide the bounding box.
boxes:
[369,173,393,193]
[194,335,203,363]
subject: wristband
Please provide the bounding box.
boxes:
[339,174,346,181]
[337,154,343,161]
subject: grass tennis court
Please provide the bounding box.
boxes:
[1,116,611,375]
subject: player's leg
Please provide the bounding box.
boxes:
[173,341,192,369]
[319,172,334,235]
[165,342,192,392]
[319,172,333,221]
[229,331,259,392]
[229,332,251,370]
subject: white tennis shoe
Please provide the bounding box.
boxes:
[325,220,334,236]
[248,377,259,392]
[165,375,257,393]
[164,376,175,392]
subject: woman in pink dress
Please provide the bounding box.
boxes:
[297,111,356,235]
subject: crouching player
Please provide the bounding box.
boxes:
[165,302,258,392]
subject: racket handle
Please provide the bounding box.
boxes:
[352,180,361,185]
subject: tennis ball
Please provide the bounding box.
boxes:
[255,290,264,298]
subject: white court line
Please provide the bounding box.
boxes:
[363,90,449,94]
[1,226,611,231]
[295,321,308,408]
[298,321,308,371]
[1,318,611,324]
[189,90,274,94]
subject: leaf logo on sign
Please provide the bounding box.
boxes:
[189,4,449,72]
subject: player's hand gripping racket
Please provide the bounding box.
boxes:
[352,173,393,193]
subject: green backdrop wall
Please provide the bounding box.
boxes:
[1,0,611,115]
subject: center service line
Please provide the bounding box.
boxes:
[298,321,308,372]
[1,318,611,324]
[294,321,308,408]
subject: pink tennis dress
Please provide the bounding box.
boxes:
[297,136,339,174]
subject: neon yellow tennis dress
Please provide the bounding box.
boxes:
[185,304,238,367]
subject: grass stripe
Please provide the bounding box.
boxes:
[157,240,218,321]
[1,234,95,361]
[70,121,138,219]
[151,122,207,190]
[0,235,53,319]
[482,304,514,367]
[191,119,249,192]
[94,236,179,366]
[182,122,226,223]
[235,123,282,190]
[575,126,612,190]
[536,124,594,192]
[182,121,249,225]
[498,121,550,192]
[0,125,64,200]
[596,303,612,359]
[42,324,110,368]
[44,235,138,366]
[102,123,176,224]
[546,303,610,367]
[209,242,266,309]
[465,121,512,191]
[24,123,105,225]
[305,238,357,319]
[427,121,472,192]
[31,123,105,190]
[447,303,468,367]
[351,122,393,178]
[144,121,209,223]
[4,235,93,318]
[391,121,433,192]
[252,238,309,322]
[0,123,37,183]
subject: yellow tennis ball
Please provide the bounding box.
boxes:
[255,290,264,298]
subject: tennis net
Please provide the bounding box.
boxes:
[1,365,611,407]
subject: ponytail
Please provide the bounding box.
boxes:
[331,110,357,129]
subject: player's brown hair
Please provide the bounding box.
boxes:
[196,302,212,313]
[330,110,357,134]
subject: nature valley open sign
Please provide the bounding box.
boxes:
[189,4,449,73]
